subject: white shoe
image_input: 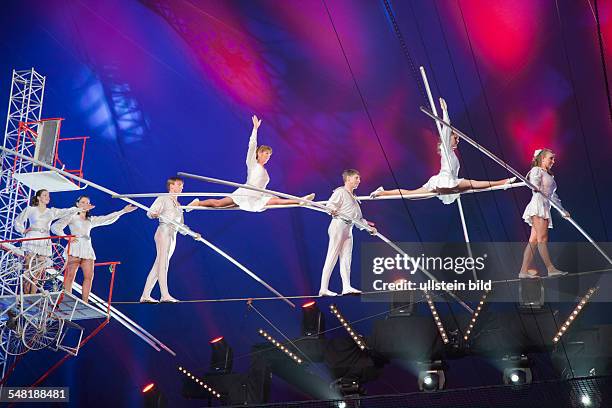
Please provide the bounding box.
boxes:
[370,186,384,198]
[185,199,199,212]
[503,177,517,190]
[318,289,338,297]
[341,287,362,295]
[299,193,315,205]
[139,296,159,303]
[518,272,539,279]
[547,268,568,277]
[160,296,180,303]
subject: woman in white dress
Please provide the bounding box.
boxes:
[15,189,93,294]
[518,148,569,278]
[51,196,136,303]
[189,115,315,212]
[370,98,514,204]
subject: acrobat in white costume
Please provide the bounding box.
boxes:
[140,177,191,303]
[319,170,376,297]
[371,99,514,204]
[15,200,79,257]
[15,189,85,293]
[519,148,569,278]
[52,197,136,302]
[189,115,314,211]
[522,157,566,229]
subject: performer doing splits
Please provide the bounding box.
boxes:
[15,189,93,294]
[189,115,315,212]
[141,176,200,303]
[370,98,515,204]
[518,149,569,278]
[52,196,136,303]
[319,169,377,297]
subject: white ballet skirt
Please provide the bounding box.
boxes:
[522,167,564,229]
[230,127,273,212]
[14,206,80,256]
[421,107,463,205]
[51,210,127,260]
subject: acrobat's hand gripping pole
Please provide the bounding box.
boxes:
[419,66,478,281]
[0,146,295,308]
[178,172,474,313]
[419,107,612,266]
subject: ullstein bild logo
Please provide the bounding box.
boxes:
[372,254,487,275]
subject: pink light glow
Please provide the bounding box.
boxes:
[268,0,370,80]
[507,106,560,164]
[449,1,545,72]
[158,0,276,109]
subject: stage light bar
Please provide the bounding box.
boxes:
[329,304,367,350]
[553,287,598,344]
[424,292,449,344]
[257,329,303,364]
[177,365,221,399]
[464,290,490,341]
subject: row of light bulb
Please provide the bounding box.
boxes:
[553,287,598,343]
[330,304,366,350]
[464,290,490,341]
[258,329,303,364]
[177,366,221,398]
[425,292,449,344]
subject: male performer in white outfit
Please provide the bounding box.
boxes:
[319,169,377,297]
[140,176,199,303]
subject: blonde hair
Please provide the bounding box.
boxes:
[531,148,554,168]
[256,145,272,160]
[342,169,360,182]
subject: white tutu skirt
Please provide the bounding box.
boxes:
[421,174,464,205]
[231,187,273,212]
[63,240,96,260]
[522,196,553,228]
[20,232,52,257]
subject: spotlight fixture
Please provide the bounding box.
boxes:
[580,395,592,406]
[209,336,233,374]
[142,382,167,408]
[301,301,324,337]
[258,329,303,364]
[417,361,445,392]
[329,304,367,350]
[464,290,490,341]
[424,292,449,344]
[177,366,221,399]
[518,278,545,309]
[332,377,364,398]
[553,287,598,344]
[502,355,532,385]
[388,279,415,318]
